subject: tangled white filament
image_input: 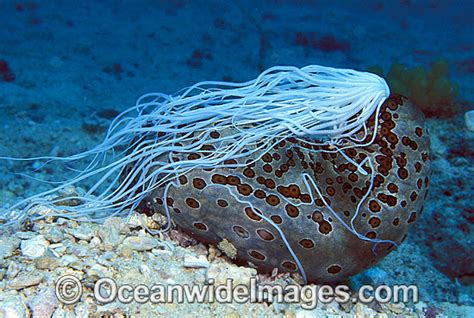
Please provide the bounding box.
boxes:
[0,65,390,271]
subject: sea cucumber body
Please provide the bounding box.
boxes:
[140,95,431,283]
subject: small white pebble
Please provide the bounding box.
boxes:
[122,236,158,251]
[465,110,474,131]
[0,292,29,318]
[8,272,44,290]
[183,254,210,269]
[90,236,101,248]
[20,235,49,259]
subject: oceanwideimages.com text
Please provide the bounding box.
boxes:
[56,275,419,309]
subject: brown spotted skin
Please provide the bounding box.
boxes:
[139,95,431,283]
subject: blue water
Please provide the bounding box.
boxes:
[0,0,472,314]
